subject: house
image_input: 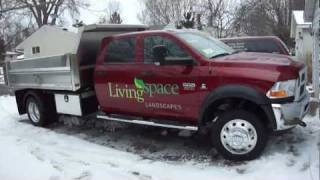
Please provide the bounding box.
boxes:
[290,11,312,63]
[16,25,78,59]
[304,0,320,98]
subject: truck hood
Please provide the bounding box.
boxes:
[212,52,305,81]
[214,52,303,67]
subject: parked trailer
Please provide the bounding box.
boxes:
[4,26,310,161]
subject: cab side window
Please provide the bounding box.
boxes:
[105,38,136,63]
[143,35,190,63]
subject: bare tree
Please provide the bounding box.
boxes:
[138,0,195,26]
[233,0,272,36]
[200,0,237,38]
[0,0,88,56]
[106,0,120,18]
[138,0,235,37]
[99,0,122,24]
[178,10,195,29]
[109,12,122,24]
[0,1,35,61]
[0,0,89,28]
[232,0,299,45]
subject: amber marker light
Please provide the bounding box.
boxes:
[269,90,288,98]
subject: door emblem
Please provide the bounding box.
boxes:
[200,83,207,90]
[107,77,180,103]
[182,82,196,91]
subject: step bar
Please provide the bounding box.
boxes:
[96,115,198,131]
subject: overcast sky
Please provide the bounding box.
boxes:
[79,0,142,25]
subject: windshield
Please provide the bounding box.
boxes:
[176,32,235,59]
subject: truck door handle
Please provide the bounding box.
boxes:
[96,71,107,76]
[140,71,154,77]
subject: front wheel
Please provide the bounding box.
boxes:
[211,110,268,161]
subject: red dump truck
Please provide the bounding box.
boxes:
[4,25,309,161]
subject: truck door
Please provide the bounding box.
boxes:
[138,35,200,122]
[95,36,145,116]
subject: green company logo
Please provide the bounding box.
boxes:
[107,77,179,103]
[134,78,145,90]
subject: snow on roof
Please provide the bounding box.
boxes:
[293,11,312,25]
[3,51,21,56]
[16,25,77,50]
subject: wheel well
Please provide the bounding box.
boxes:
[201,98,272,131]
[15,89,55,115]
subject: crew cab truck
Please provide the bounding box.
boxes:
[4,25,310,161]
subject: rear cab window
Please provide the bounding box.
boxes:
[105,37,136,63]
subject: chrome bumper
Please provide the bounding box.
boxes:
[272,94,310,131]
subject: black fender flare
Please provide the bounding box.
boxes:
[14,89,40,115]
[198,85,276,129]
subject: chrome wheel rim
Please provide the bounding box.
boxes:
[220,119,257,155]
[28,101,40,123]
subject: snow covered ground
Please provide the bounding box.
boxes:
[0,95,319,180]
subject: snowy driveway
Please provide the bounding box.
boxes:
[0,95,319,180]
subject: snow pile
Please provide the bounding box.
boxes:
[0,95,319,180]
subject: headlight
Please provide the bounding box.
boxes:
[267,80,296,99]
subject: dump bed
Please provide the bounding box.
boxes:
[6,54,80,91]
[5,24,148,91]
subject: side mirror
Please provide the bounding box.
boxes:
[152,45,168,64]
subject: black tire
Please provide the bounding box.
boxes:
[25,92,57,127]
[211,110,268,161]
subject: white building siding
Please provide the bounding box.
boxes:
[291,11,313,63]
[16,26,78,59]
[314,1,320,31]
[294,27,313,62]
[310,0,320,99]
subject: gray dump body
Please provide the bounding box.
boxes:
[5,24,148,91]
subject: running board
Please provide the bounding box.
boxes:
[96,115,198,131]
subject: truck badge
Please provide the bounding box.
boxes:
[200,83,207,90]
[182,82,196,91]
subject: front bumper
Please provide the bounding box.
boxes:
[271,94,310,131]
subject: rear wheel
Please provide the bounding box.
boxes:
[211,110,268,161]
[27,98,41,124]
[25,93,56,127]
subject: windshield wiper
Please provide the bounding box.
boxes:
[210,53,231,59]
[232,50,242,54]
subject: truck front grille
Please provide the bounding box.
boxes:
[296,67,307,100]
